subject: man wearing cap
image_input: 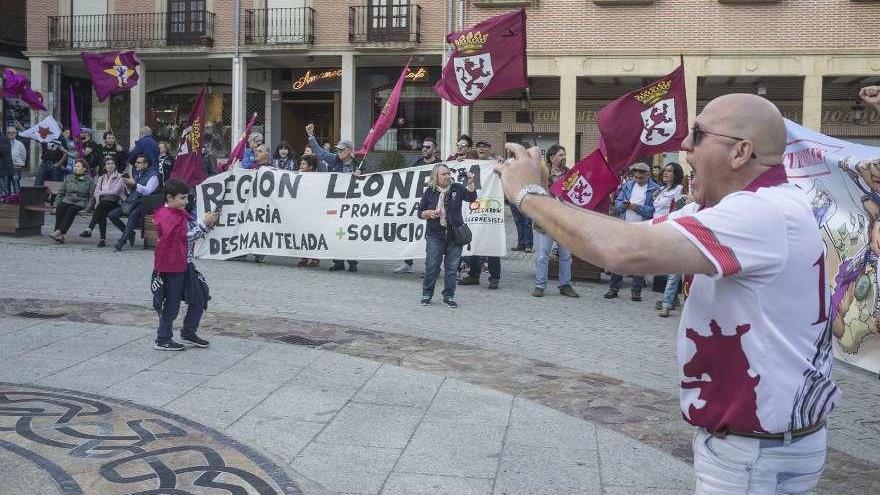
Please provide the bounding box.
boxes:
[604,161,660,301]
[475,140,498,161]
[306,123,361,272]
[496,93,838,494]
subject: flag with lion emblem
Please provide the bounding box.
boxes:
[598,64,688,172]
[434,9,527,106]
[549,149,618,213]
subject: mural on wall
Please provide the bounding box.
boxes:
[785,120,880,374]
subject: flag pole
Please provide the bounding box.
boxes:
[525,86,538,148]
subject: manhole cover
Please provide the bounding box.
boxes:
[275,334,334,347]
[14,311,68,319]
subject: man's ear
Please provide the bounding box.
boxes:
[729,140,754,171]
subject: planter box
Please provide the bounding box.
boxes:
[549,255,603,282]
[143,214,157,249]
[0,187,50,236]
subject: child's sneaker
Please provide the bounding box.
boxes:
[154,340,185,351]
[181,334,210,348]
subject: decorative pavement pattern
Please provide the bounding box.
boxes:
[2,298,878,494]
[0,382,301,495]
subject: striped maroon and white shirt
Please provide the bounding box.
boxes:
[659,167,839,434]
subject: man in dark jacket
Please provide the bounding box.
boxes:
[110,154,159,251]
[128,126,159,170]
[97,131,128,173]
[305,123,362,272]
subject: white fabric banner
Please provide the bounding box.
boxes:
[194,160,507,261]
[784,120,880,374]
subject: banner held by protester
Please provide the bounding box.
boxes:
[194,160,506,260]
[783,119,880,374]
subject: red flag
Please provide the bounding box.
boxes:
[69,87,84,159]
[597,64,688,173]
[222,113,258,172]
[549,149,618,213]
[170,88,207,187]
[434,9,527,106]
[357,64,409,156]
[82,50,141,102]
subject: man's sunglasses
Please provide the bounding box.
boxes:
[422,144,433,149]
[691,124,757,159]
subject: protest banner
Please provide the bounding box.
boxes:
[784,120,880,374]
[194,160,507,261]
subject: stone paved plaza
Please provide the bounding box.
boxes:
[0,214,879,494]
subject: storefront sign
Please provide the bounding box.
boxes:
[195,160,506,260]
[291,67,430,91]
[291,68,343,91]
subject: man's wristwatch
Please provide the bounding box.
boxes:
[513,184,548,209]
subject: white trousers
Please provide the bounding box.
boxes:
[693,427,827,494]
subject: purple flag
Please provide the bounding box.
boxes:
[82,51,141,102]
[434,9,527,106]
[357,64,409,156]
[69,87,84,159]
[170,89,207,187]
[223,112,258,172]
[1,69,47,110]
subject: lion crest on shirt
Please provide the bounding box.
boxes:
[681,319,765,433]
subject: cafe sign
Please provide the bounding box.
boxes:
[291,67,430,91]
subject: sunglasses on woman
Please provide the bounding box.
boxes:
[691,124,757,159]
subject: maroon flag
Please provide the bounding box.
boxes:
[170,89,207,187]
[1,69,47,110]
[222,112,258,172]
[82,51,141,102]
[597,64,688,173]
[69,87,84,159]
[357,64,409,156]
[434,9,527,106]
[549,149,618,213]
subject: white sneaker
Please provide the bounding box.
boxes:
[393,263,414,274]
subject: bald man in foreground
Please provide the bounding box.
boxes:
[498,94,839,494]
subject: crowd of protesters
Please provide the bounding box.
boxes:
[1,120,689,315]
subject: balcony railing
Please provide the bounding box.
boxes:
[349,4,421,44]
[0,15,26,49]
[244,7,315,45]
[49,12,215,50]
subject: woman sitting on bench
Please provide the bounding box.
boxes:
[49,159,94,244]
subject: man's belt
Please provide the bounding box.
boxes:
[710,420,826,441]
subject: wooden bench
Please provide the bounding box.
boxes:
[0,186,51,236]
[143,214,157,249]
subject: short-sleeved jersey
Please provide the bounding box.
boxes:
[661,167,838,434]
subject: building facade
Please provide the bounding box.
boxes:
[15,0,880,169]
[464,0,880,162]
[0,0,29,132]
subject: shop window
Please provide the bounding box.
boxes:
[147,83,265,158]
[515,110,533,123]
[371,84,440,151]
[483,111,502,123]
